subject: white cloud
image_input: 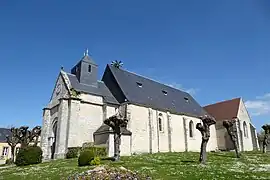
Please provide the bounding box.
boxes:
[256,93,270,99]
[128,67,199,96]
[245,93,270,116]
[165,82,199,96]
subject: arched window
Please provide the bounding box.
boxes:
[158,113,163,132]
[189,120,194,138]
[243,121,248,138]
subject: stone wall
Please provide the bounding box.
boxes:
[237,99,255,151]
[127,104,218,154]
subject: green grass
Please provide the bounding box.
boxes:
[0,151,269,180]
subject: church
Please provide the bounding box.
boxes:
[40,51,259,160]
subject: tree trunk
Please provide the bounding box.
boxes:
[199,139,208,164]
[10,146,15,163]
[233,140,240,158]
[263,136,268,153]
[263,144,266,153]
[114,128,121,161]
[229,134,240,158]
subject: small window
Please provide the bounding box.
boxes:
[158,118,163,131]
[189,121,194,138]
[184,97,189,102]
[158,113,163,132]
[136,82,142,88]
[162,90,168,95]
[88,65,91,72]
[243,121,248,138]
[2,147,9,156]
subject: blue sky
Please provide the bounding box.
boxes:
[0,0,269,131]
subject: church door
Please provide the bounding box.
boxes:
[51,122,58,159]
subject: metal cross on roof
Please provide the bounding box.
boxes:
[83,48,92,56]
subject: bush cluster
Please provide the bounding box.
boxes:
[78,150,95,166]
[66,147,81,159]
[15,146,43,166]
[90,157,101,166]
[77,146,105,166]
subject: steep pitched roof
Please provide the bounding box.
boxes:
[0,128,11,143]
[66,73,119,105]
[204,98,241,121]
[80,54,97,65]
[102,65,207,117]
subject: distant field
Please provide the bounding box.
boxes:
[0,151,269,180]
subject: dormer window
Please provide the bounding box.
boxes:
[88,65,91,73]
[184,97,189,102]
[136,82,142,88]
[162,90,168,95]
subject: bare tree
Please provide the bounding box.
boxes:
[262,124,270,153]
[6,126,42,163]
[6,127,20,163]
[15,126,41,148]
[196,114,216,164]
[104,111,128,161]
[223,118,240,158]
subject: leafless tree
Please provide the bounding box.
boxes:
[6,127,20,163]
[6,126,41,163]
[223,118,240,158]
[196,114,216,164]
[104,111,128,161]
[262,124,270,153]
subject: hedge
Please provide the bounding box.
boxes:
[15,146,43,166]
[66,144,107,159]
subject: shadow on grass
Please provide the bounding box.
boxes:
[180,160,196,163]
[210,153,236,158]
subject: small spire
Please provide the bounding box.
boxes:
[84,48,89,56]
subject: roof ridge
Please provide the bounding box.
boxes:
[108,64,189,95]
[204,97,241,107]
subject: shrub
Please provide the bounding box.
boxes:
[78,150,95,166]
[83,146,107,157]
[15,146,42,166]
[5,158,13,165]
[66,147,81,159]
[82,142,94,148]
[90,156,101,166]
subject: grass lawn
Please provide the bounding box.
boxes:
[0,151,269,180]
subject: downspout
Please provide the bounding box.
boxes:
[156,111,160,152]
[148,108,153,153]
[183,117,188,152]
[167,112,172,152]
[65,99,72,153]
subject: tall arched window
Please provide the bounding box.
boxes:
[189,120,194,138]
[243,121,248,138]
[158,113,163,132]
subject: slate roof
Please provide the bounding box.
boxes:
[204,98,240,121]
[103,65,208,117]
[0,128,11,143]
[94,124,132,135]
[66,73,119,105]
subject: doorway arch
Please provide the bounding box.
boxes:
[51,118,58,159]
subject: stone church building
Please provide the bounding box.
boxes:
[40,52,258,160]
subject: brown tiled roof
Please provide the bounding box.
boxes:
[203,98,241,121]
